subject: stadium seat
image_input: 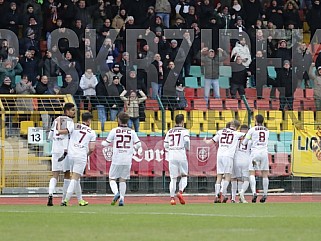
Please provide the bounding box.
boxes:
[20,121,35,135]
[184,88,196,99]
[220,88,229,98]
[300,111,314,123]
[270,99,280,110]
[57,76,63,87]
[269,131,278,141]
[267,110,282,132]
[219,66,232,77]
[283,111,299,131]
[219,76,230,89]
[268,141,277,154]
[293,100,303,111]
[139,122,152,134]
[303,100,316,111]
[196,88,205,97]
[294,89,304,100]
[185,77,199,88]
[256,99,270,110]
[316,111,321,122]
[15,75,21,84]
[145,110,156,123]
[206,110,223,130]
[267,66,277,79]
[305,89,314,99]
[145,99,159,111]
[224,99,239,110]
[245,88,257,99]
[104,121,118,130]
[262,87,271,99]
[275,141,291,153]
[240,99,255,110]
[279,131,293,142]
[269,163,291,176]
[209,98,224,110]
[190,65,202,77]
[236,110,249,123]
[193,99,208,111]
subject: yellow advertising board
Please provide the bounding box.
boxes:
[292,124,321,177]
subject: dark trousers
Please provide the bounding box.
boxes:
[230,83,245,99]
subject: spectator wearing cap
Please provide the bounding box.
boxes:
[120,89,147,132]
[309,62,321,110]
[142,6,156,29]
[0,59,23,87]
[106,63,123,85]
[107,75,125,121]
[155,0,171,28]
[283,0,302,29]
[276,60,296,111]
[19,28,40,56]
[22,4,42,33]
[5,2,20,36]
[201,47,228,104]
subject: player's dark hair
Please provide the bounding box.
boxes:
[232,119,240,130]
[255,114,264,124]
[118,111,130,124]
[82,112,93,122]
[225,122,231,128]
[175,114,184,124]
[63,102,75,112]
[240,124,248,130]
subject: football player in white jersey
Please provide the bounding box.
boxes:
[164,114,190,205]
[231,124,251,203]
[47,103,75,206]
[242,114,270,203]
[62,112,96,206]
[204,120,244,203]
[102,112,141,206]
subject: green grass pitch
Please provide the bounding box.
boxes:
[0,203,321,241]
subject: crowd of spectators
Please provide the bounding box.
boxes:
[0,0,321,118]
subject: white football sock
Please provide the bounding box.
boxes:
[170,178,177,197]
[231,181,237,201]
[109,180,118,195]
[222,180,230,196]
[75,179,82,201]
[179,177,187,192]
[241,180,249,194]
[119,182,126,200]
[249,175,256,194]
[263,178,269,196]
[62,179,70,201]
[238,181,243,193]
[48,177,57,196]
[215,183,221,196]
[65,179,76,202]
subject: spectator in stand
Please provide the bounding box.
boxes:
[0,40,9,62]
[96,74,109,131]
[276,60,296,111]
[273,39,292,68]
[59,50,82,85]
[283,0,302,29]
[155,0,172,28]
[231,37,252,68]
[168,39,186,78]
[41,50,60,81]
[0,76,15,94]
[5,2,20,36]
[72,19,85,48]
[307,0,321,43]
[107,75,125,121]
[118,16,137,51]
[106,63,123,85]
[230,16,247,48]
[60,0,77,29]
[0,0,10,29]
[111,0,125,19]
[0,59,23,87]
[179,4,199,28]
[25,16,41,41]
[205,16,221,52]
[22,4,42,34]
[97,18,115,48]
[197,0,215,28]
[126,0,149,27]
[119,52,131,76]
[54,74,79,95]
[20,50,40,86]
[75,0,102,28]
[112,7,127,31]
[230,0,246,21]
[293,42,313,89]
[201,47,228,104]
[249,50,268,98]
[265,0,284,29]
[142,6,156,29]
[80,68,98,111]
[309,62,321,110]
[230,56,250,99]
[216,5,232,52]
[92,1,112,31]
[15,75,36,111]
[151,15,167,33]
[243,0,265,29]
[120,89,147,132]
[97,38,119,73]
[150,53,164,99]
[19,29,40,56]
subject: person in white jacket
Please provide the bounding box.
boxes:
[231,37,252,68]
[80,69,98,110]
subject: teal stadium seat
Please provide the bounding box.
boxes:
[190,66,202,77]
[185,77,199,88]
[219,76,230,89]
[219,66,232,77]
[267,66,277,80]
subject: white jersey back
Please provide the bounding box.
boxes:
[213,128,244,158]
[235,138,251,161]
[164,127,190,161]
[68,123,96,158]
[106,127,140,165]
[246,126,269,151]
[49,116,74,153]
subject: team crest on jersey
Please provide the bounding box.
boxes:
[102,146,113,161]
[197,147,209,162]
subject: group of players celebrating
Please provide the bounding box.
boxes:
[46,102,269,206]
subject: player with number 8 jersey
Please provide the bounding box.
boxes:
[242,114,270,203]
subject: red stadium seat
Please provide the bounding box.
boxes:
[209,98,224,110]
[184,88,195,99]
[303,100,316,111]
[294,89,304,100]
[145,99,159,111]
[220,88,229,98]
[293,100,303,111]
[239,99,255,110]
[305,89,314,99]
[274,153,290,164]
[245,88,257,99]
[256,99,270,110]
[270,99,280,110]
[193,99,208,111]
[262,87,271,99]
[196,88,205,97]
[225,99,239,110]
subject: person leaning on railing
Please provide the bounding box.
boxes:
[120,89,147,132]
